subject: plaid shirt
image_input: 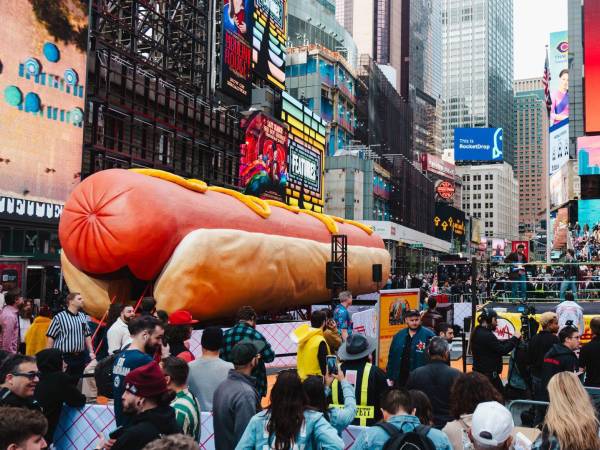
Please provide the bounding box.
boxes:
[220,322,275,397]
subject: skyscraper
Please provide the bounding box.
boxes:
[335,0,442,156]
[442,0,514,166]
[513,78,549,233]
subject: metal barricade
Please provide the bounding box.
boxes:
[507,399,548,426]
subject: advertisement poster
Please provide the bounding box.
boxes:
[252,0,286,91]
[0,258,28,293]
[549,31,569,126]
[550,162,569,207]
[549,119,570,175]
[0,1,87,204]
[552,207,569,250]
[239,112,289,199]
[511,241,529,261]
[280,92,326,212]
[433,202,466,242]
[454,128,503,161]
[578,199,600,230]
[584,1,600,133]
[377,289,420,369]
[491,239,506,257]
[578,136,600,176]
[221,0,253,103]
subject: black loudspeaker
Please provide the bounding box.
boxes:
[326,261,344,289]
[372,264,383,282]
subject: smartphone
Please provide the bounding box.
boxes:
[326,355,338,375]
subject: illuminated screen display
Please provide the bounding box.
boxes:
[433,203,465,243]
[454,128,503,161]
[585,2,600,132]
[579,199,600,230]
[220,0,253,103]
[0,1,87,204]
[239,112,289,200]
[252,0,286,90]
[549,31,569,127]
[578,136,600,175]
[280,92,327,212]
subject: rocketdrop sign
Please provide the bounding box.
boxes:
[454,128,503,162]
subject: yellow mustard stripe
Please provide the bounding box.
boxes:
[207,187,271,219]
[265,199,301,213]
[130,168,208,193]
[129,169,372,235]
[330,216,374,236]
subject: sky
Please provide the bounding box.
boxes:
[514,0,568,80]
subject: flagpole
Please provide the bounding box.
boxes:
[545,45,552,264]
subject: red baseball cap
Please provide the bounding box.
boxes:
[168,310,199,326]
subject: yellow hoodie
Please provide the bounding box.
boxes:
[24,316,51,356]
[291,324,330,380]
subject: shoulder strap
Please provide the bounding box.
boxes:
[541,425,551,450]
[375,422,402,438]
[415,425,431,437]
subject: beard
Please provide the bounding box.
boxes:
[144,341,160,355]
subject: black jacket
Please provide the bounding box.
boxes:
[580,337,600,387]
[527,330,559,378]
[0,387,42,410]
[34,349,86,444]
[111,405,181,450]
[421,309,444,331]
[471,326,519,374]
[406,360,461,429]
[540,343,579,399]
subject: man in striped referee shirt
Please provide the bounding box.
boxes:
[46,292,95,382]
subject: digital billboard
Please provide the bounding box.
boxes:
[549,31,569,126]
[220,0,253,103]
[433,202,465,243]
[239,112,289,200]
[421,153,455,180]
[550,162,569,208]
[584,1,600,133]
[578,136,600,176]
[549,119,569,175]
[0,1,87,205]
[578,199,600,230]
[252,0,287,91]
[280,92,327,212]
[454,128,503,162]
[491,239,505,257]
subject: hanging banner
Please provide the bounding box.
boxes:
[377,289,420,369]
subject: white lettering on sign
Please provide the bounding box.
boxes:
[291,154,317,182]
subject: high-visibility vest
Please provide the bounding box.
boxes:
[330,363,374,426]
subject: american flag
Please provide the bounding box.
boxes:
[543,47,552,115]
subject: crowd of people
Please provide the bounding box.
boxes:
[0,286,599,450]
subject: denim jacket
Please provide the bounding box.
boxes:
[351,414,452,450]
[235,409,343,450]
[324,379,357,434]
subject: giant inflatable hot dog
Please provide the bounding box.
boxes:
[59,169,390,320]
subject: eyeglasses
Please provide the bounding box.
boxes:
[568,335,581,340]
[11,371,41,380]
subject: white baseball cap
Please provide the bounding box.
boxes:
[471,401,514,446]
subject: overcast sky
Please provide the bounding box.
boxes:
[514,0,568,80]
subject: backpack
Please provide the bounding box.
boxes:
[94,345,130,398]
[376,422,436,450]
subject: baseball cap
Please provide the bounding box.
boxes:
[471,401,514,446]
[168,310,199,326]
[405,309,421,318]
[231,339,266,365]
[124,361,169,398]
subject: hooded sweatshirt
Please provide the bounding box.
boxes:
[24,316,51,356]
[291,324,329,380]
[34,348,86,443]
[111,404,182,450]
[540,343,579,400]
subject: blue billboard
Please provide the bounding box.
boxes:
[578,199,600,229]
[454,128,503,162]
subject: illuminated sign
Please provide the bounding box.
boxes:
[239,112,289,200]
[578,136,600,176]
[280,92,327,212]
[585,2,600,132]
[436,181,455,200]
[433,203,465,243]
[454,128,503,161]
[220,0,253,103]
[252,0,287,90]
[549,31,569,126]
[421,153,455,180]
[549,119,569,175]
[0,1,87,205]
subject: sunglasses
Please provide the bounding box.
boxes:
[11,371,41,380]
